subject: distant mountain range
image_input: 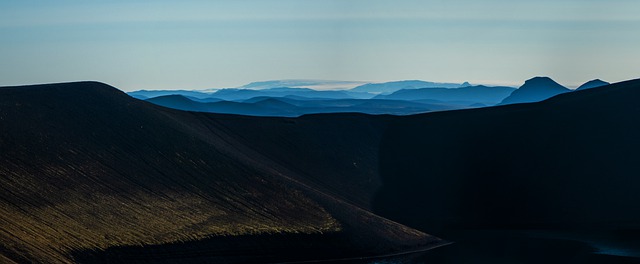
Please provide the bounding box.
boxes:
[375,85,516,105]
[238,79,366,90]
[208,87,366,101]
[146,94,461,117]
[130,77,617,117]
[350,80,470,94]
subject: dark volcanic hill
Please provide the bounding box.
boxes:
[0,82,441,263]
[576,79,610,91]
[499,76,571,105]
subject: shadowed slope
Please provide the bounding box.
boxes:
[8,78,639,263]
[0,82,440,263]
[374,79,640,234]
[211,113,390,210]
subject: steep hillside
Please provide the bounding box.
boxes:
[0,82,440,263]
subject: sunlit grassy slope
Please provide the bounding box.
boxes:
[0,82,438,263]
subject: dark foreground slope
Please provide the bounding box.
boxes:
[374,79,640,233]
[186,80,640,263]
[4,79,640,263]
[0,82,441,263]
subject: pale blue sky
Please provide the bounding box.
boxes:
[1,0,639,91]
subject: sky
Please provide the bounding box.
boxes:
[1,0,639,91]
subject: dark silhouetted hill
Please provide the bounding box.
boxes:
[499,76,571,105]
[0,82,441,263]
[376,85,516,105]
[576,79,610,91]
[373,79,640,235]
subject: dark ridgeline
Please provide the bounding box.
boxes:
[0,82,441,264]
[3,78,640,263]
[499,76,572,105]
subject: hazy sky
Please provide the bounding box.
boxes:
[1,0,639,91]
